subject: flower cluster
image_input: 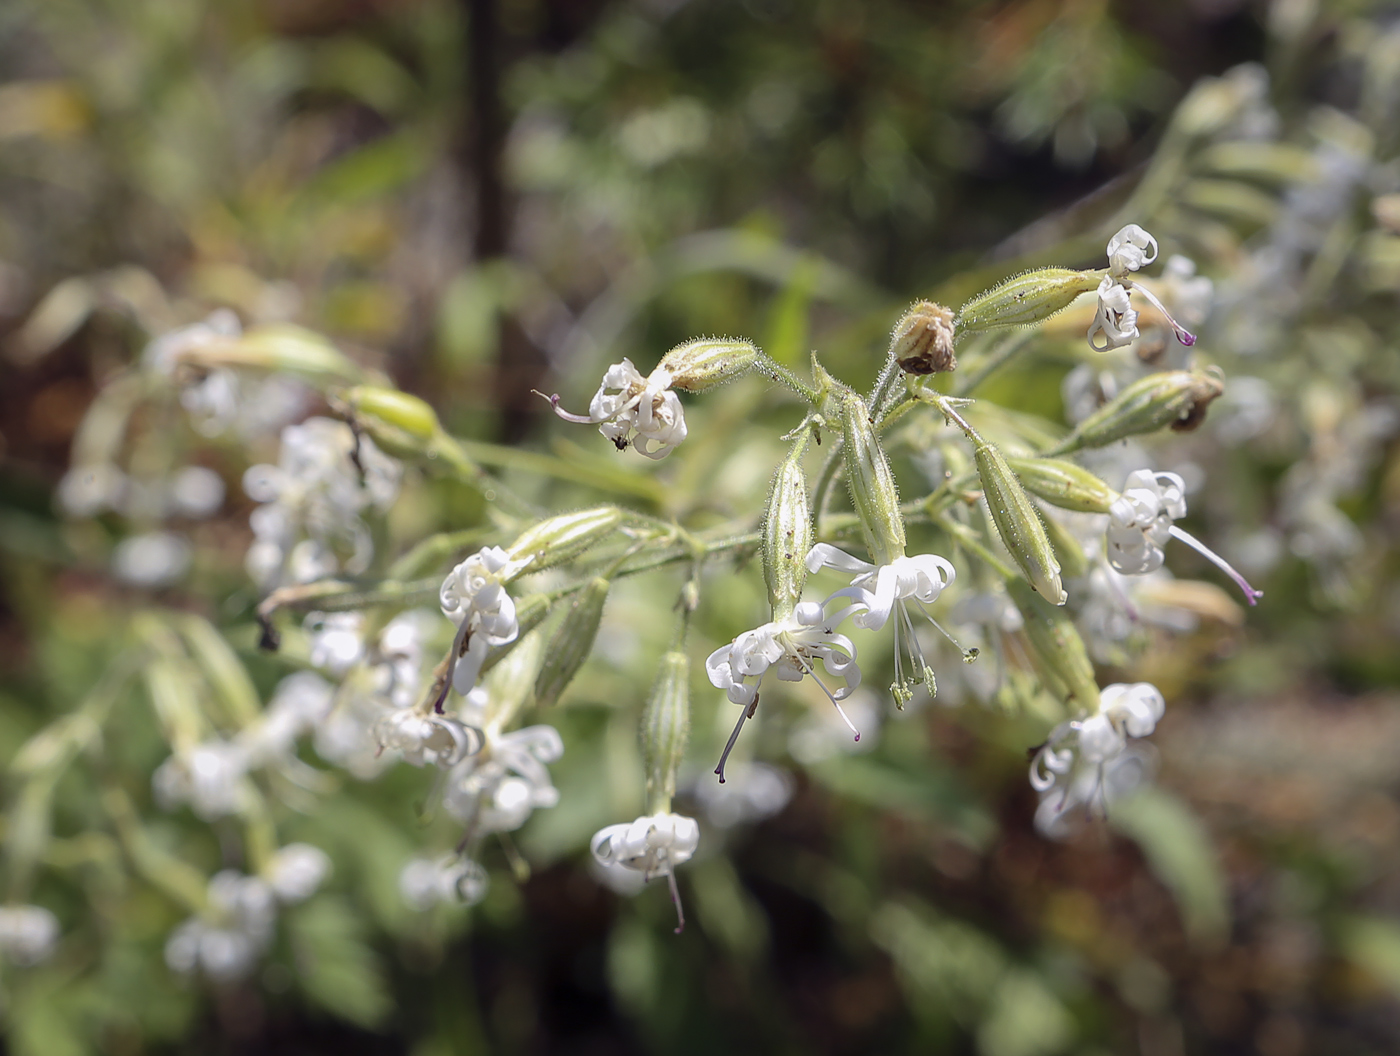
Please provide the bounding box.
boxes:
[439,546,526,695]
[165,844,330,982]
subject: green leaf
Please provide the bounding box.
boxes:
[287,896,392,1030]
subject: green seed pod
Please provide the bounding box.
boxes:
[975,440,1066,605]
[841,392,906,567]
[891,300,957,375]
[1049,370,1225,455]
[229,325,365,384]
[641,650,690,814]
[957,268,1102,335]
[507,506,622,574]
[478,592,552,677]
[659,337,760,392]
[763,436,813,620]
[1006,457,1115,514]
[534,577,609,707]
[1007,578,1099,712]
[346,386,440,441]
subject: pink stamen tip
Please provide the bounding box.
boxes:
[1176,328,1197,347]
[853,733,860,742]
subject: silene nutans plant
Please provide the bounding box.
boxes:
[10,21,1400,1052]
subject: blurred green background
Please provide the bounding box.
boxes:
[5,1,1400,1054]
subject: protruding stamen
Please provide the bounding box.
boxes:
[1132,283,1196,347]
[1168,525,1263,605]
[531,389,598,424]
[714,695,758,783]
[795,654,860,741]
[667,867,686,934]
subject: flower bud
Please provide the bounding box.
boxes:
[224,325,364,384]
[641,650,690,813]
[841,392,906,567]
[534,577,609,707]
[957,269,1102,335]
[1007,578,1099,711]
[659,337,760,392]
[975,441,1066,605]
[346,386,440,441]
[1049,370,1225,455]
[891,301,956,375]
[763,437,813,620]
[1006,457,1115,514]
[507,506,623,574]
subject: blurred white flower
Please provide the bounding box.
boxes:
[442,715,563,834]
[169,466,226,519]
[540,358,688,459]
[0,904,60,966]
[399,855,489,910]
[305,611,365,677]
[266,844,331,904]
[111,531,191,587]
[57,462,126,518]
[691,761,793,828]
[376,710,481,769]
[152,741,249,820]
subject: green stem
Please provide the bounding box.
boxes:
[933,514,1017,580]
[954,330,1037,397]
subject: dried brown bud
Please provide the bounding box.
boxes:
[891,301,957,375]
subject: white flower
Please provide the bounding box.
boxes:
[0,905,60,966]
[152,741,249,820]
[1107,469,1186,575]
[164,919,258,982]
[1108,469,1262,604]
[399,854,489,910]
[375,710,481,769]
[590,812,699,931]
[1089,226,1197,352]
[111,531,192,587]
[243,670,335,763]
[1107,224,1158,277]
[805,543,958,706]
[207,870,277,949]
[265,844,332,904]
[305,611,365,676]
[539,358,688,459]
[439,546,524,695]
[1088,276,1141,352]
[1028,682,1165,837]
[591,813,700,877]
[705,602,861,779]
[442,722,563,834]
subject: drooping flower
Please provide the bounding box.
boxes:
[805,543,958,706]
[590,813,700,932]
[1088,225,1198,352]
[374,709,481,769]
[1108,469,1263,604]
[538,358,687,459]
[439,546,525,695]
[705,602,861,780]
[1028,682,1165,836]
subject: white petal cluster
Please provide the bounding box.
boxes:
[805,544,955,631]
[545,358,688,459]
[590,813,699,878]
[243,417,401,588]
[265,843,332,904]
[1107,224,1158,277]
[1088,275,1141,352]
[399,855,489,910]
[152,740,250,820]
[1107,470,1187,574]
[1029,682,1165,837]
[705,602,860,708]
[375,710,481,769]
[0,905,60,966]
[439,546,524,695]
[442,715,563,834]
